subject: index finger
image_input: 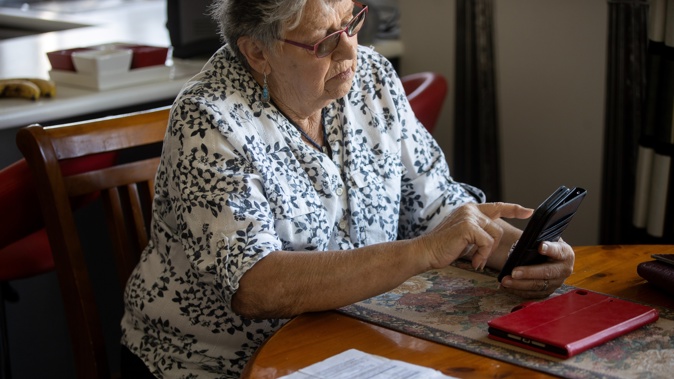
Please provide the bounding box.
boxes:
[476,202,533,220]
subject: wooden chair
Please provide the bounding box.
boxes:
[16,106,171,379]
[0,153,118,379]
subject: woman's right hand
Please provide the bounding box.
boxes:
[418,202,533,271]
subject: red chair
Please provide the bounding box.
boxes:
[401,72,448,134]
[0,153,117,379]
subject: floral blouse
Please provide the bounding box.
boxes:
[121,44,485,378]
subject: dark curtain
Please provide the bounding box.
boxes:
[454,0,502,202]
[631,0,674,243]
[601,0,674,244]
[600,0,649,243]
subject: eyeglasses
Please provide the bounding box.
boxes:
[281,1,368,58]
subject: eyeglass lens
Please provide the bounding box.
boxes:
[315,7,366,57]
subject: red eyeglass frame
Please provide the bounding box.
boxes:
[281,1,368,58]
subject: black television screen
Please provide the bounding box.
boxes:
[166,0,222,58]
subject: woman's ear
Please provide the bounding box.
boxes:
[237,36,268,75]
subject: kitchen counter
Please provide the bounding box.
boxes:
[0,0,404,131]
[0,0,193,129]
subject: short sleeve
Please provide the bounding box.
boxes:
[164,99,282,303]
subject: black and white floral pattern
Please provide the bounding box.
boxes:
[121,44,485,378]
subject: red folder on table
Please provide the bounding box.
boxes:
[487,289,659,359]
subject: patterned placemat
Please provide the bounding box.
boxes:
[338,261,674,379]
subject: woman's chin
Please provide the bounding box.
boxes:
[326,73,355,99]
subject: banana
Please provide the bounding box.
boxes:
[0,79,41,101]
[18,78,56,98]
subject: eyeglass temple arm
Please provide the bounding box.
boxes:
[281,39,315,51]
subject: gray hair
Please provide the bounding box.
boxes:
[210,0,338,67]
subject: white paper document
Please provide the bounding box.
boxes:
[278,349,455,379]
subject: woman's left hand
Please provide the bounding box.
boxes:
[499,239,575,298]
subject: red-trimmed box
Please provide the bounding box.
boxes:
[48,44,170,72]
[46,47,94,71]
[112,44,170,68]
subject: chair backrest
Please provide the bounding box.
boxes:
[16,106,171,379]
[0,154,118,281]
[401,72,448,134]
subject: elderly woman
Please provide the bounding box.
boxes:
[120,0,575,377]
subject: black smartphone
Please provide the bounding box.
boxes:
[498,186,587,282]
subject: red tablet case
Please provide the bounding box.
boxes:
[487,289,659,359]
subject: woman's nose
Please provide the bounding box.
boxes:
[332,32,358,60]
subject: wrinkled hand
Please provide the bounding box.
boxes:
[499,239,575,298]
[420,202,533,271]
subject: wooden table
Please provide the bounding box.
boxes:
[241,245,674,378]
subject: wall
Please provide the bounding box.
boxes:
[399,0,607,245]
